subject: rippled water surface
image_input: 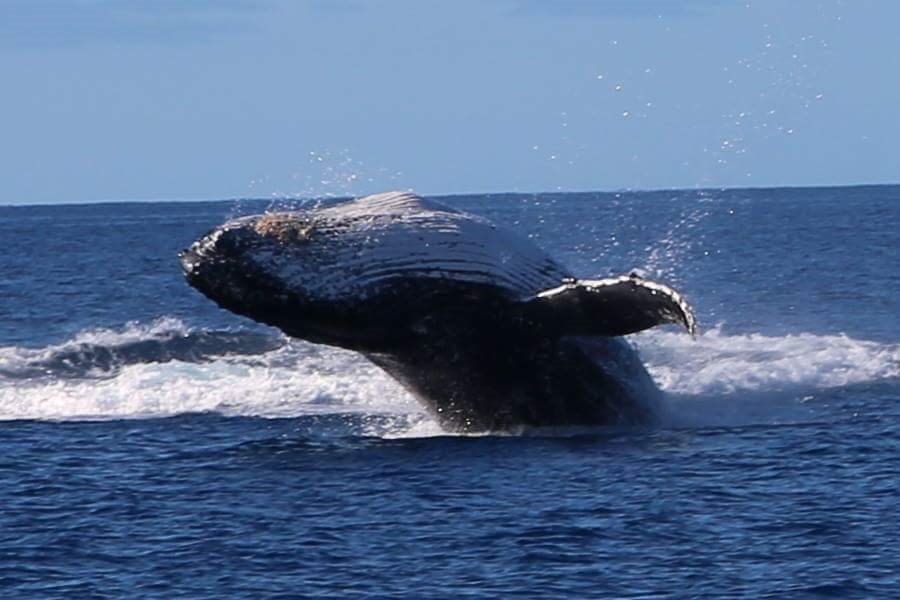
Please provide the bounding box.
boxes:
[1,186,898,597]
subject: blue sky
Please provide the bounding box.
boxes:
[1,0,897,204]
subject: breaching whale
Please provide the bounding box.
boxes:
[180,191,696,432]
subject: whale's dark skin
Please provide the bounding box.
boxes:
[180,192,696,432]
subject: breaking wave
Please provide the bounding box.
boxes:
[0,317,285,380]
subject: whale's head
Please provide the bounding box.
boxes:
[180,192,570,351]
[180,210,397,349]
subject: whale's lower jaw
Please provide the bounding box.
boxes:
[365,332,661,433]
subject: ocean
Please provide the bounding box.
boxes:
[1,186,898,598]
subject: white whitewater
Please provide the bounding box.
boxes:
[1,319,897,428]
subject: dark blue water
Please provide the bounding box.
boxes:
[1,186,898,598]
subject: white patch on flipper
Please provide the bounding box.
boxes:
[536,274,698,337]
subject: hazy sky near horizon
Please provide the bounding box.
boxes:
[1,0,897,204]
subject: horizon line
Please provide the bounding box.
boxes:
[3,180,898,209]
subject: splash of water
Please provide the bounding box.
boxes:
[641,202,710,286]
[2,319,896,432]
[634,326,900,395]
[244,149,408,215]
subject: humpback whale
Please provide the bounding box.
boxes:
[180,192,696,432]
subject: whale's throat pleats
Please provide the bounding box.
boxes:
[300,191,568,302]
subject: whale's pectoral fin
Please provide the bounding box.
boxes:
[525,275,697,337]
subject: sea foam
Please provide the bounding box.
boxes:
[1,319,896,428]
